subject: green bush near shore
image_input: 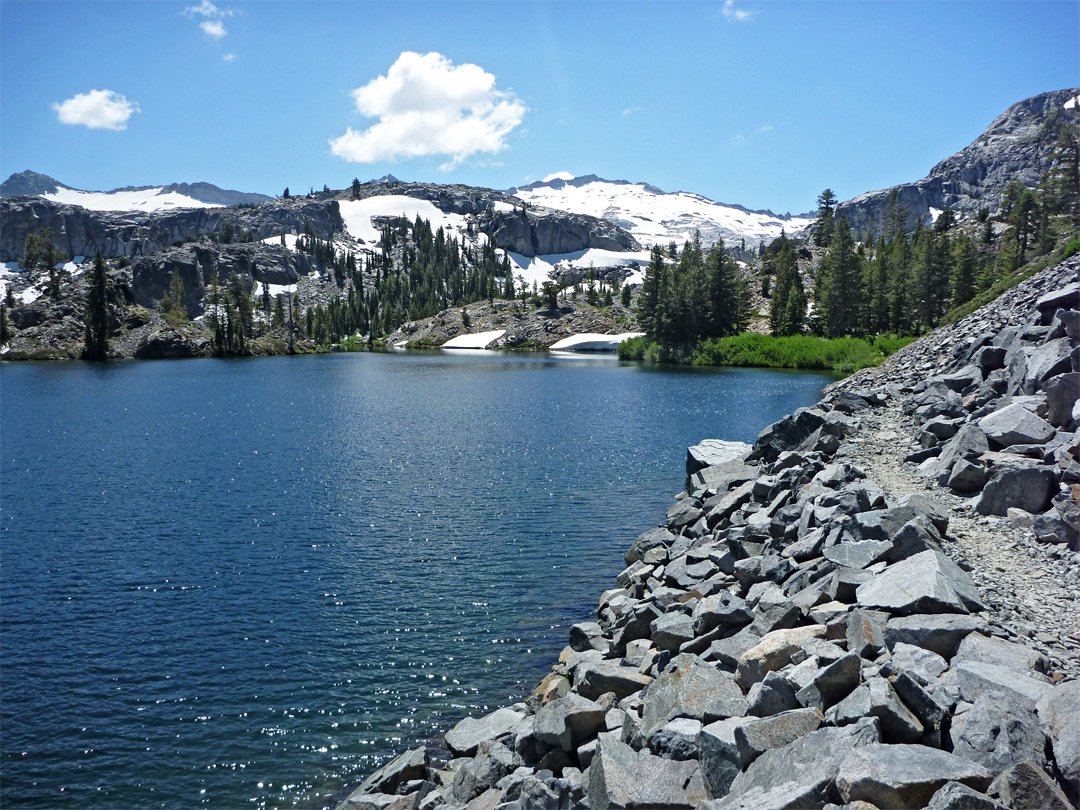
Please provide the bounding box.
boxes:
[619,332,915,373]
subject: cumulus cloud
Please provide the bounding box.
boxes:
[184,1,232,38]
[622,106,644,117]
[330,51,526,170]
[201,19,227,38]
[543,171,575,182]
[755,123,774,134]
[722,1,755,21]
[53,89,140,131]
[223,53,236,62]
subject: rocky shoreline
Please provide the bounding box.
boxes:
[337,258,1079,810]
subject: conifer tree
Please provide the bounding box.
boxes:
[813,189,837,247]
[83,253,110,361]
[815,217,862,337]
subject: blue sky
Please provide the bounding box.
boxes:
[1,1,1077,214]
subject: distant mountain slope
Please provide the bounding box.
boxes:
[836,88,1080,234]
[0,170,272,211]
[507,174,813,249]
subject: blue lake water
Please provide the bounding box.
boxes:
[0,351,836,809]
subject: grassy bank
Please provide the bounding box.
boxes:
[618,332,915,373]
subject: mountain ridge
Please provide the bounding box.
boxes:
[0,170,273,208]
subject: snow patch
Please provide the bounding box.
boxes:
[1065,95,1078,110]
[42,187,218,212]
[441,329,506,349]
[339,196,471,244]
[548,332,645,351]
[928,207,944,225]
[505,247,652,288]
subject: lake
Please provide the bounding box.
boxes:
[0,351,836,809]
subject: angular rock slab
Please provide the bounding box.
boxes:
[445,707,525,757]
[974,465,1056,516]
[884,614,987,660]
[836,743,993,810]
[688,439,753,475]
[735,625,826,690]
[640,653,748,738]
[978,403,1055,447]
[723,718,881,807]
[856,550,985,615]
[926,781,1009,810]
[587,735,706,810]
[989,761,1074,810]
[1036,679,1080,795]
[734,708,823,766]
[534,693,606,753]
[350,746,429,797]
[950,693,1046,772]
[574,662,653,702]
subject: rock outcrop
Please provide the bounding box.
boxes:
[835,88,1080,234]
[337,257,1079,810]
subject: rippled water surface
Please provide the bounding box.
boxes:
[1,351,835,809]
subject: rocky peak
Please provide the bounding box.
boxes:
[0,170,68,197]
[835,88,1080,235]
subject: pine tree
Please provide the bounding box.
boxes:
[950,235,977,309]
[351,178,362,200]
[637,245,665,334]
[815,217,862,337]
[83,253,110,361]
[813,189,837,247]
[0,304,10,344]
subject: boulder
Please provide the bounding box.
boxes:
[568,622,605,653]
[734,708,824,766]
[700,718,746,800]
[1034,282,1080,314]
[1036,680,1080,796]
[846,609,886,658]
[988,761,1073,810]
[834,677,924,743]
[626,527,676,565]
[950,693,1046,772]
[735,626,827,690]
[891,642,948,685]
[950,660,1054,706]
[855,550,985,615]
[446,707,526,757]
[687,440,753,475]
[349,747,430,797]
[640,653,748,737]
[747,671,802,717]
[1023,337,1074,391]
[587,735,706,810]
[652,612,695,652]
[721,719,881,807]
[795,652,862,711]
[974,466,1056,516]
[822,539,892,569]
[534,693,606,753]
[835,743,993,810]
[954,632,1050,675]
[450,742,515,803]
[648,717,703,761]
[947,459,990,493]
[692,592,755,636]
[978,403,1055,447]
[574,662,653,702]
[883,614,987,660]
[1046,372,1080,427]
[926,781,1009,810]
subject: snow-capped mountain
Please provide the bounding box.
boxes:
[507,174,813,250]
[0,170,271,212]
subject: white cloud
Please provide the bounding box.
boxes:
[330,51,526,170]
[223,53,236,62]
[754,124,774,134]
[53,89,140,131]
[184,1,232,18]
[622,106,643,117]
[200,19,227,38]
[722,1,755,21]
[543,171,575,182]
[731,132,746,145]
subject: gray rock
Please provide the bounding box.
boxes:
[568,622,604,653]
[651,612,695,652]
[884,614,987,660]
[947,458,991,493]
[534,693,606,753]
[451,741,516,803]
[978,403,1055,447]
[1023,337,1074,391]
[734,708,824,766]
[1046,372,1080,427]
[1036,680,1080,795]
[976,345,1007,372]
[693,592,754,636]
[932,425,991,484]
[856,550,986,615]
[690,461,758,498]
[640,653,748,737]
[626,527,676,565]
[848,506,921,543]
[736,626,827,690]
[350,747,430,797]
[926,781,1009,810]
[700,717,746,800]
[891,670,946,729]
[954,632,1050,675]
[834,677,924,743]
[823,539,892,569]
[846,609,886,658]
[835,743,994,810]
[974,465,1056,516]
[587,735,705,809]
[897,492,951,535]
[647,717,702,761]
[950,693,1046,772]
[667,497,704,530]
[950,660,1054,706]
[1035,281,1080,313]
[707,628,764,669]
[891,642,948,685]
[723,719,881,807]
[795,653,862,710]
[446,708,526,757]
[687,440,753,475]
[988,761,1073,810]
[747,670,802,717]
[574,662,652,702]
